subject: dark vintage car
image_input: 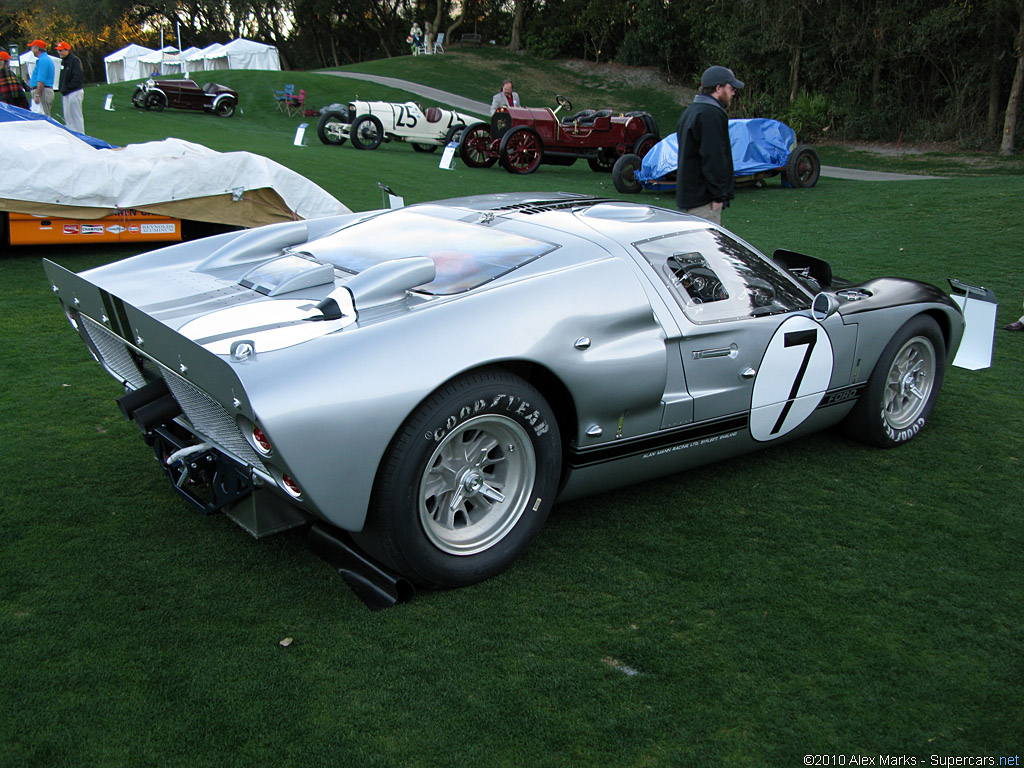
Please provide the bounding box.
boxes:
[131,78,239,118]
[458,96,659,174]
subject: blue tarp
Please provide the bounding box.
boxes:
[0,102,115,149]
[637,117,797,185]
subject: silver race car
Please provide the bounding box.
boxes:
[44,194,964,593]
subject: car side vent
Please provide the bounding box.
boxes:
[493,198,618,215]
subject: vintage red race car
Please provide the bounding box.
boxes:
[457,96,659,174]
[131,78,239,118]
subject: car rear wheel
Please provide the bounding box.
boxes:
[634,132,658,158]
[843,316,946,448]
[499,126,544,174]
[355,369,561,588]
[145,92,166,112]
[612,153,643,193]
[317,111,348,145]
[587,152,616,173]
[411,143,438,153]
[351,114,384,150]
[444,122,466,147]
[785,145,821,188]
[459,122,497,168]
[214,98,236,118]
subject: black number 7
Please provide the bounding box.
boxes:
[770,329,818,435]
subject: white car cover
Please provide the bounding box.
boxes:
[0,121,349,226]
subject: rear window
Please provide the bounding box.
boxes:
[300,209,558,295]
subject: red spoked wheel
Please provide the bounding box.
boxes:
[458,122,498,168]
[499,126,544,174]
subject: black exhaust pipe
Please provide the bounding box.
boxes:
[306,523,416,610]
[132,394,182,433]
[116,379,170,421]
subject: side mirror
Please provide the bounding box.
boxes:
[811,292,839,321]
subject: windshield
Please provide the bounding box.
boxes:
[299,209,558,295]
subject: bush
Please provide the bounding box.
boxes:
[779,92,835,142]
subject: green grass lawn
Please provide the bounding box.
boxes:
[2,51,1023,766]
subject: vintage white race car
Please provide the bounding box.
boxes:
[316,100,478,151]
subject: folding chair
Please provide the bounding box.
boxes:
[432,33,445,54]
[285,88,306,117]
[274,84,295,112]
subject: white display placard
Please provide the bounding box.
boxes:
[439,143,457,170]
[951,288,997,370]
[103,94,115,112]
[293,123,308,147]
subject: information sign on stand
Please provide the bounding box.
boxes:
[439,142,458,170]
[377,183,404,209]
[293,123,308,147]
[103,94,115,111]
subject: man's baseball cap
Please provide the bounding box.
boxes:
[0,52,10,61]
[701,66,744,89]
[29,39,46,49]
[56,41,71,51]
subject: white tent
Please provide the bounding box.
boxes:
[16,51,62,83]
[206,38,281,71]
[104,43,156,84]
[138,46,181,76]
[185,43,223,71]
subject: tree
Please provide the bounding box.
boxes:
[1001,8,1024,154]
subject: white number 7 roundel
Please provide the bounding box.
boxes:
[750,315,833,442]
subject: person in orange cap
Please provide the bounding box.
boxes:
[0,51,30,109]
[28,39,55,115]
[56,41,84,132]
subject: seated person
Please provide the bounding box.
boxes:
[489,80,520,115]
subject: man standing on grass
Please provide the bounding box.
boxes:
[676,65,744,226]
[27,38,55,116]
[56,41,84,133]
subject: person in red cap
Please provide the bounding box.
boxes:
[0,51,30,109]
[27,39,56,116]
[56,41,84,133]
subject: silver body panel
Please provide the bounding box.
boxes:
[44,194,964,533]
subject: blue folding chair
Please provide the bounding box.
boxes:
[273,84,295,111]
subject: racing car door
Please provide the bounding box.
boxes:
[634,227,836,441]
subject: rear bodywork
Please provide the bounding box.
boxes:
[43,193,963,554]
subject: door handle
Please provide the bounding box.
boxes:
[691,343,738,360]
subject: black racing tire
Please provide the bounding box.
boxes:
[587,153,616,173]
[132,89,146,109]
[499,126,544,174]
[443,122,466,147]
[785,145,821,188]
[612,153,643,194]
[145,92,166,112]
[459,122,497,168]
[350,114,384,150]
[317,111,349,146]
[411,143,438,153]
[842,315,946,448]
[634,132,658,158]
[355,369,562,588]
[214,98,236,118]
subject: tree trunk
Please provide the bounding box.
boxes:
[988,63,1001,139]
[508,0,526,51]
[1001,13,1024,155]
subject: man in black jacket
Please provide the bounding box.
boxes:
[675,66,744,225]
[55,41,85,134]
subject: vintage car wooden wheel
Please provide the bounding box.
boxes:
[350,114,384,150]
[458,122,498,168]
[499,126,544,174]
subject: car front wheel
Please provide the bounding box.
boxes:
[459,122,497,168]
[144,92,166,112]
[317,111,348,146]
[214,98,236,117]
[612,153,643,193]
[350,114,384,150]
[785,145,821,188]
[843,315,946,448]
[355,369,561,588]
[499,126,544,174]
